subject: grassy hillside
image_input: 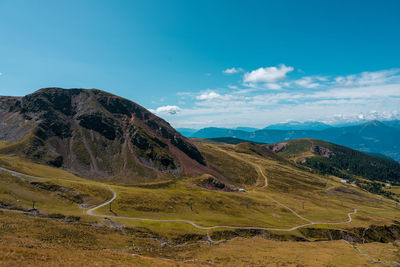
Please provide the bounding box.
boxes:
[0,210,185,266]
[267,138,400,200]
[4,209,400,266]
[89,140,400,231]
[269,139,400,183]
[1,139,400,265]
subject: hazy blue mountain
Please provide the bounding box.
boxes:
[234,127,259,132]
[179,127,258,137]
[264,121,333,131]
[383,120,400,129]
[208,137,257,144]
[176,128,198,137]
[191,127,249,139]
[191,120,400,161]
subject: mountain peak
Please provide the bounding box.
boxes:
[361,120,387,127]
[0,88,207,182]
[264,121,332,131]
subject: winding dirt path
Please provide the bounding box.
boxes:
[251,163,399,265]
[0,166,358,231]
[258,165,268,188]
[0,166,117,214]
[2,165,399,265]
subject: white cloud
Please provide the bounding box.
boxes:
[170,68,400,128]
[243,64,294,83]
[152,105,182,115]
[265,83,282,90]
[232,88,256,94]
[309,83,400,100]
[228,85,239,89]
[196,90,221,100]
[294,76,324,89]
[335,69,400,87]
[223,67,243,74]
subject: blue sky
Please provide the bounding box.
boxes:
[1,0,400,128]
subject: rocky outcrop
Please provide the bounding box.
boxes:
[270,142,288,152]
[312,145,335,158]
[0,88,206,182]
[198,176,235,191]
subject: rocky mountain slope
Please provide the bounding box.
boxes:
[0,88,208,182]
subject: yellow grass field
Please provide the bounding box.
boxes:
[1,141,400,266]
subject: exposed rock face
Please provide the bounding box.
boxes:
[0,88,205,182]
[312,146,335,158]
[198,176,235,192]
[270,142,288,153]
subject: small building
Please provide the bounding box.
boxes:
[340,179,349,183]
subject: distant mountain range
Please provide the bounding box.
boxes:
[175,128,198,137]
[234,127,260,132]
[264,121,333,131]
[384,119,400,129]
[176,126,259,135]
[180,120,400,161]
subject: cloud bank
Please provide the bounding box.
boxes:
[153,66,400,128]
